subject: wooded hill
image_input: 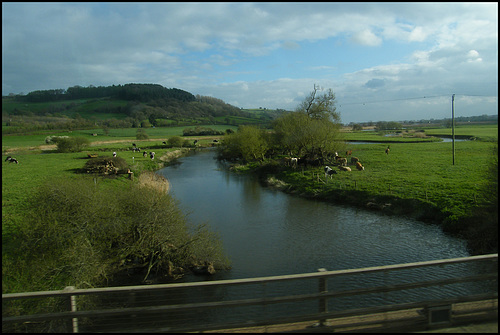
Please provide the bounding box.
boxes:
[2,84,285,133]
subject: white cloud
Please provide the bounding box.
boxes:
[350,29,382,46]
[2,2,497,123]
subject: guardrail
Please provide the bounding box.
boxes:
[3,254,497,333]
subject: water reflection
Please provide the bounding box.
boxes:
[158,149,471,280]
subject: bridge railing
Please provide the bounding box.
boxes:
[3,254,498,333]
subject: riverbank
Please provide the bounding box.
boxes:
[224,140,497,256]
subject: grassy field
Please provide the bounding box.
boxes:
[423,124,498,141]
[1,125,238,150]
[272,140,496,217]
[3,124,497,252]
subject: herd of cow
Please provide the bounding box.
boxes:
[282,149,380,180]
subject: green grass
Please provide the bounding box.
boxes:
[423,124,498,141]
[3,124,497,239]
[1,125,237,151]
[342,131,441,142]
[267,140,496,223]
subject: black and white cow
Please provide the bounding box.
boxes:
[324,165,337,178]
[5,156,19,164]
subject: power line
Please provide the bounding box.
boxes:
[338,93,497,107]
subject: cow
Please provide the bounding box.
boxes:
[350,156,359,164]
[5,156,19,164]
[150,152,155,160]
[324,165,337,178]
[346,150,353,156]
[339,166,351,172]
[356,161,364,171]
[385,146,390,155]
[290,157,298,169]
[113,152,117,157]
[334,152,348,166]
[143,151,148,158]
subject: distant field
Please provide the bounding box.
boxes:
[1,125,238,151]
[342,124,497,142]
[423,124,498,140]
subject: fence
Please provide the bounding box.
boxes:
[3,254,497,333]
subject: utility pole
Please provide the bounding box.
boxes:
[452,94,455,165]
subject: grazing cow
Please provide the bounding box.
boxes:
[356,161,364,171]
[162,141,167,145]
[132,143,136,147]
[346,150,353,156]
[385,146,390,155]
[350,156,359,164]
[334,152,348,166]
[143,151,148,158]
[113,152,117,157]
[339,166,351,172]
[150,152,155,160]
[324,165,337,178]
[5,156,19,164]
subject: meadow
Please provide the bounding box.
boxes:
[267,140,495,219]
[2,124,497,257]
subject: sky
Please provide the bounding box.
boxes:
[2,2,498,124]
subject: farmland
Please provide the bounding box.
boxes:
[2,123,497,295]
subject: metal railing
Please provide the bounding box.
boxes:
[3,254,497,333]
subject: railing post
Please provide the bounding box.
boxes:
[64,286,78,333]
[318,268,328,326]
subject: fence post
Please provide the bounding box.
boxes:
[64,286,78,333]
[318,268,328,326]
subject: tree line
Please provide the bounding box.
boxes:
[16,83,196,103]
[3,83,274,133]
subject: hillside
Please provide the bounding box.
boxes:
[2,83,284,134]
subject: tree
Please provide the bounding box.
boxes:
[55,136,90,153]
[296,86,340,122]
[272,87,343,159]
[352,123,363,131]
[218,126,269,162]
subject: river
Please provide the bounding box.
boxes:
[158,149,471,280]
[92,149,494,331]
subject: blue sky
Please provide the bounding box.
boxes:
[2,2,498,124]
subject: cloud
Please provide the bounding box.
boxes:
[364,78,386,89]
[2,2,497,124]
[350,29,382,46]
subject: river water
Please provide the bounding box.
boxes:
[158,149,470,281]
[91,149,494,331]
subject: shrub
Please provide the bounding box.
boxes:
[45,135,69,144]
[56,136,90,152]
[136,129,149,140]
[167,136,184,147]
[12,176,229,293]
[83,156,128,174]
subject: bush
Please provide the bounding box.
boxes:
[56,136,90,152]
[11,177,229,293]
[167,136,184,147]
[136,129,149,140]
[83,156,129,174]
[45,135,69,144]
